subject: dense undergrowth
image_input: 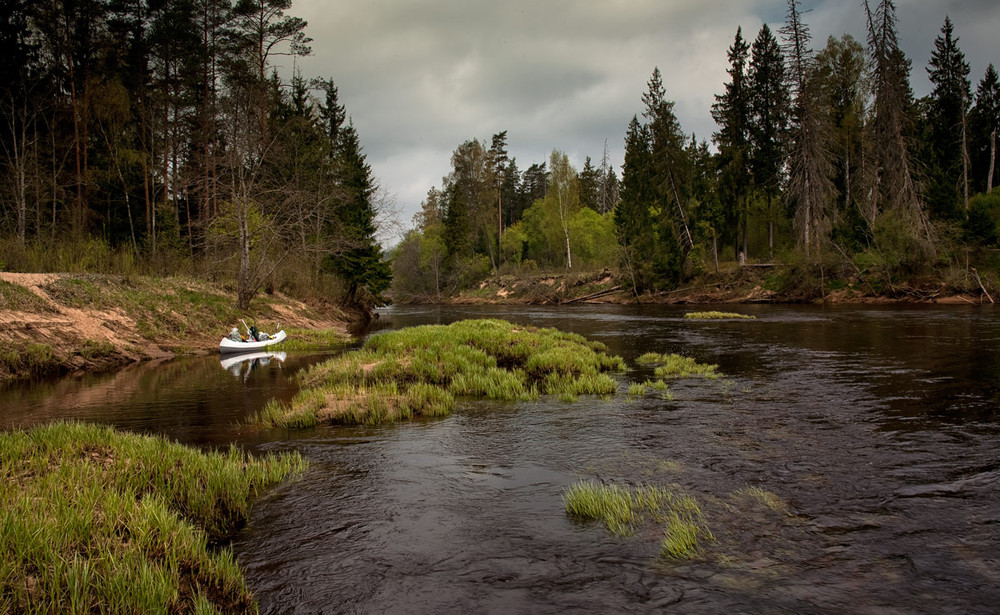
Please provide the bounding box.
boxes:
[252,319,627,428]
[0,422,306,613]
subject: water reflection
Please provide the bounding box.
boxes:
[220,351,287,382]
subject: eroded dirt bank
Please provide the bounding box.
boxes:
[0,272,351,381]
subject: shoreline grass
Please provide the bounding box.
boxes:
[683,311,756,320]
[252,319,626,428]
[562,480,711,559]
[0,422,306,613]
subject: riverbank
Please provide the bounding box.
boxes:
[0,272,354,382]
[442,264,994,306]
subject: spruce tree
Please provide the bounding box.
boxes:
[712,26,751,259]
[926,16,972,216]
[642,67,692,257]
[749,23,790,257]
[326,122,391,303]
[578,156,600,211]
[864,0,931,243]
[615,116,655,294]
[971,65,1000,193]
[814,34,868,247]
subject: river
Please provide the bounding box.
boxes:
[3,304,999,613]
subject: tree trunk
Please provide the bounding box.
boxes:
[712,228,719,274]
[962,103,970,211]
[989,129,996,193]
[563,223,573,269]
[237,198,253,310]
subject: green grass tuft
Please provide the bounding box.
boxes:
[563,480,711,559]
[635,353,719,379]
[0,421,306,613]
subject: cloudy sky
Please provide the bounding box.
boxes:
[287,0,1000,239]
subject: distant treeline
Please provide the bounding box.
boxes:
[392,0,1000,301]
[0,0,389,308]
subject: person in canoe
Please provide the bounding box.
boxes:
[220,320,286,353]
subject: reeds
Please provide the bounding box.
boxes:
[0,421,306,613]
[253,319,625,428]
[562,480,711,558]
[683,311,756,320]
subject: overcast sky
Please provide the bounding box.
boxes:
[287,0,1000,240]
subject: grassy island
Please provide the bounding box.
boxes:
[253,319,627,428]
[0,422,306,613]
[683,311,756,320]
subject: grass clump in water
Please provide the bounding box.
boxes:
[627,379,672,399]
[0,421,306,613]
[253,319,625,428]
[636,353,719,379]
[684,311,756,320]
[562,480,711,558]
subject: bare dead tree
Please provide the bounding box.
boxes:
[782,0,834,257]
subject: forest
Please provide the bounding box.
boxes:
[0,0,389,309]
[391,0,1000,302]
[2,0,999,308]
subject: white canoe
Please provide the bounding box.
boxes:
[219,329,287,354]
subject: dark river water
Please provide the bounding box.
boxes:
[3,304,1000,613]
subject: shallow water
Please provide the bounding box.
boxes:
[5,304,1000,613]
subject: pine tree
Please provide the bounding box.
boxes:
[488,130,508,266]
[926,16,972,216]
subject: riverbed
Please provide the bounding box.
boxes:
[3,304,999,613]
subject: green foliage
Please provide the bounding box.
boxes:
[500,221,528,265]
[254,319,625,428]
[0,422,305,613]
[964,190,1000,246]
[568,208,618,268]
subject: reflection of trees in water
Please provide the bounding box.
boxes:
[1,352,287,431]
